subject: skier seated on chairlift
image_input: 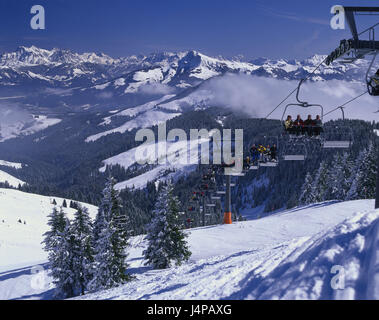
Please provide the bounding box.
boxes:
[312,115,323,136]
[293,115,304,135]
[304,115,313,136]
[269,144,277,161]
[249,144,260,165]
[369,69,379,96]
[284,115,294,134]
[257,144,267,162]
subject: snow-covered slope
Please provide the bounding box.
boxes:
[0,170,25,187]
[0,188,97,269]
[0,160,23,169]
[99,138,209,190]
[86,109,181,142]
[76,200,379,300]
[1,199,378,300]
[0,114,61,142]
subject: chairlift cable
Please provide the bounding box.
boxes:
[324,91,368,118]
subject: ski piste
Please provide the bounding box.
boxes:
[0,1,378,305]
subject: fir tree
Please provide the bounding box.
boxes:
[52,220,77,299]
[299,172,314,205]
[358,143,377,199]
[346,149,365,200]
[326,152,353,200]
[70,205,94,295]
[42,207,77,298]
[143,182,191,269]
[42,207,66,254]
[312,161,329,203]
[90,176,131,291]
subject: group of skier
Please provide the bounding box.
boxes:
[284,114,323,137]
[244,143,278,169]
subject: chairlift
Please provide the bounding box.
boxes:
[325,7,379,95]
[322,107,353,149]
[281,79,324,127]
[224,171,245,177]
[258,135,279,167]
[260,161,279,167]
[282,140,307,161]
[366,51,379,96]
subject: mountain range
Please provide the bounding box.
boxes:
[0,45,373,141]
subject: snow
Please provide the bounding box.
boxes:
[21,116,61,138]
[0,188,97,270]
[0,170,25,187]
[27,71,51,82]
[1,199,379,300]
[74,200,379,300]
[114,78,125,87]
[110,138,209,190]
[0,160,23,169]
[100,94,175,126]
[72,68,86,76]
[0,115,61,142]
[99,145,141,172]
[124,68,164,93]
[86,110,181,142]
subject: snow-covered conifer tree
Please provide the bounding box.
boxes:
[90,176,131,291]
[299,172,314,205]
[326,152,353,200]
[143,182,191,269]
[43,207,76,298]
[312,161,329,202]
[42,206,66,252]
[49,218,77,299]
[358,143,377,199]
[70,204,94,295]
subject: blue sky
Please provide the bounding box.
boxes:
[0,0,378,59]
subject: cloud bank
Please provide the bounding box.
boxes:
[203,74,379,122]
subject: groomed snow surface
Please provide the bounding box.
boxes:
[0,187,378,300]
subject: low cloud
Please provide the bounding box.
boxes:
[0,103,32,139]
[97,91,113,99]
[202,74,379,122]
[139,83,175,95]
[45,87,73,96]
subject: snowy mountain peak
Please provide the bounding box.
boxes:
[0,46,116,67]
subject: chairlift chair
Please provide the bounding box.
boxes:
[281,79,324,130]
[282,140,307,161]
[258,135,279,167]
[322,107,353,149]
